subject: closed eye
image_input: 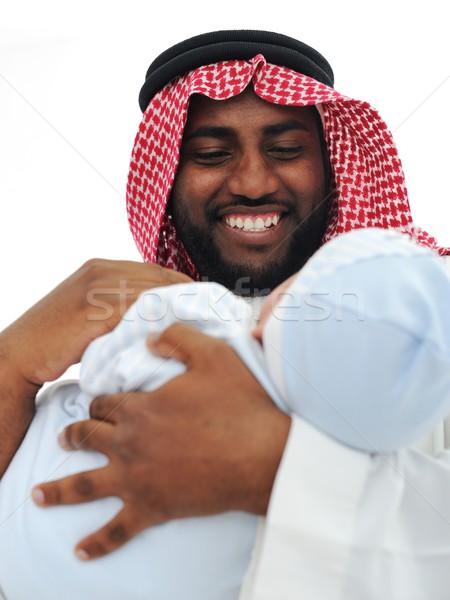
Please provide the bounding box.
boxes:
[191,150,231,164]
[268,146,304,160]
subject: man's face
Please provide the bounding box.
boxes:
[169,86,330,295]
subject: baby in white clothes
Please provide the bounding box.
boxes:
[1,228,450,600]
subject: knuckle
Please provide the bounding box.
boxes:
[79,258,107,278]
[73,474,95,498]
[41,482,62,505]
[107,523,129,544]
[62,424,76,448]
[166,268,191,284]
[113,430,141,461]
[77,423,92,446]
[153,264,165,281]
[151,264,190,285]
[80,258,100,269]
[142,263,166,285]
[89,395,108,418]
[66,422,88,448]
[80,259,118,292]
[112,398,134,422]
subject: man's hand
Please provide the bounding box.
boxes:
[0,259,190,477]
[1,259,191,387]
[32,324,291,560]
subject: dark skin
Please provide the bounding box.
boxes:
[37,324,291,559]
[2,88,329,560]
[170,88,330,295]
[0,259,191,477]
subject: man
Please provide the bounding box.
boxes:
[1,30,450,598]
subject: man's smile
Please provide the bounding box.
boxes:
[223,212,281,232]
[215,204,289,247]
[169,88,330,292]
[214,205,290,251]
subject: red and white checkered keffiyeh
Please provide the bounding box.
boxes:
[126,54,449,279]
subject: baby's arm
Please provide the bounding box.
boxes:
[79,281,253,397]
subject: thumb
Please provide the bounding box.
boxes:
[147,322,222,368]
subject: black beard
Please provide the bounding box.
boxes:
[170,200,330,297]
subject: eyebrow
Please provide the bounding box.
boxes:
[183,120,311,142]
[262,120,311,136]
[183,126,234,142]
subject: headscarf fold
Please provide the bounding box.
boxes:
[126,55,448,279]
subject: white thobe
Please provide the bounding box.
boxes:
[240,256,450,599]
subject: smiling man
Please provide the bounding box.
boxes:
[169,88,330,295]
[1,28,450,600]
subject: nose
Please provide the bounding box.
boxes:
[227,151,279,199]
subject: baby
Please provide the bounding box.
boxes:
[1,228,450,600]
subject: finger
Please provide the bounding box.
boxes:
[32,465,117,507]
[74,507,163,560]
[89,393,130,422]
[153,264,193,285]
[147,322,226,367]
[58,419,115,454]
[125,262,192,287]
[81,259,191,286]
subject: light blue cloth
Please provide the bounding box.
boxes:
[0,282,276,600]
[264,228,450,452]
[1,227,449,599]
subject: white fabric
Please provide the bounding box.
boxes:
[0,285,268,600]
[241,417,450,600]
[241,257,450,599]
[264,228,450,452]
[1,239,449,598]
[0,381,257,600]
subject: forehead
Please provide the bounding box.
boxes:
[183,86,320,135]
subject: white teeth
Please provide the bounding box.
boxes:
[225,214,282,231]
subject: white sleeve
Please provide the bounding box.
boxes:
[241,416,450,600]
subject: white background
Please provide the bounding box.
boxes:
[1,0,449,333]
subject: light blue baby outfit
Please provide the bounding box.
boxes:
[1,228,450,599]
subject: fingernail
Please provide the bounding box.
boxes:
[75,548,90,561]
[57,430,70,449]
[146,332,160,348]
[31,487,45,505]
